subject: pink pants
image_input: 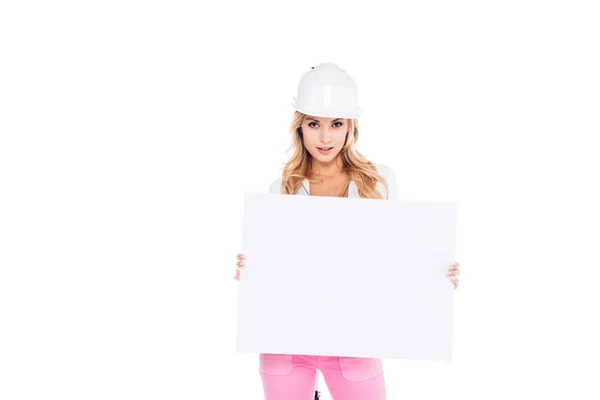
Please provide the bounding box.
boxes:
[259,353,386,399]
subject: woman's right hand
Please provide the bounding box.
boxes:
[234,253,246,281]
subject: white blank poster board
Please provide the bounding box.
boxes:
[236,193,457,361]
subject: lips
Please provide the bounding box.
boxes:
[317,146,333,155]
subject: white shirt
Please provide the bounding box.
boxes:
[269,162,398,200]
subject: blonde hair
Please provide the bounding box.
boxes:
[279,111,390,199]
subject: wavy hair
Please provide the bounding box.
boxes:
[279,111,389,199]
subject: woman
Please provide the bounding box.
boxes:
[234,63,460,400]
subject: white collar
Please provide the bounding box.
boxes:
[299,178,359,198]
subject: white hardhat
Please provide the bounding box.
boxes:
[292,63,361,119]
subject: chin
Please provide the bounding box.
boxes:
[316,154,337,162]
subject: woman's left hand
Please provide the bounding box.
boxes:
[447,262,460,290]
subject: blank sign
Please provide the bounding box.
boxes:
[236,193,457,361]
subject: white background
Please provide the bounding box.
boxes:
[1,1,599,399]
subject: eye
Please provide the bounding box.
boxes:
[308,122,319,128]
[333,122,343,128]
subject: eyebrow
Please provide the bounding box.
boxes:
[306,117,342,122]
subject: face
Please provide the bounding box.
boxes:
[301,116,349,163]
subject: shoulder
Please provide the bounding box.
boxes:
[372,162,398,200]
[373,162,395,179]
[269,176,283,194]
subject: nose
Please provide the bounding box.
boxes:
[319,128,332,144]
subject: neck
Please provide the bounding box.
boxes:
[310,155,344,178]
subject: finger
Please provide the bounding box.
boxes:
[236,269,241,277]
[237,253,246,261]
[234,275,240,281]
[237,260,245,268]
